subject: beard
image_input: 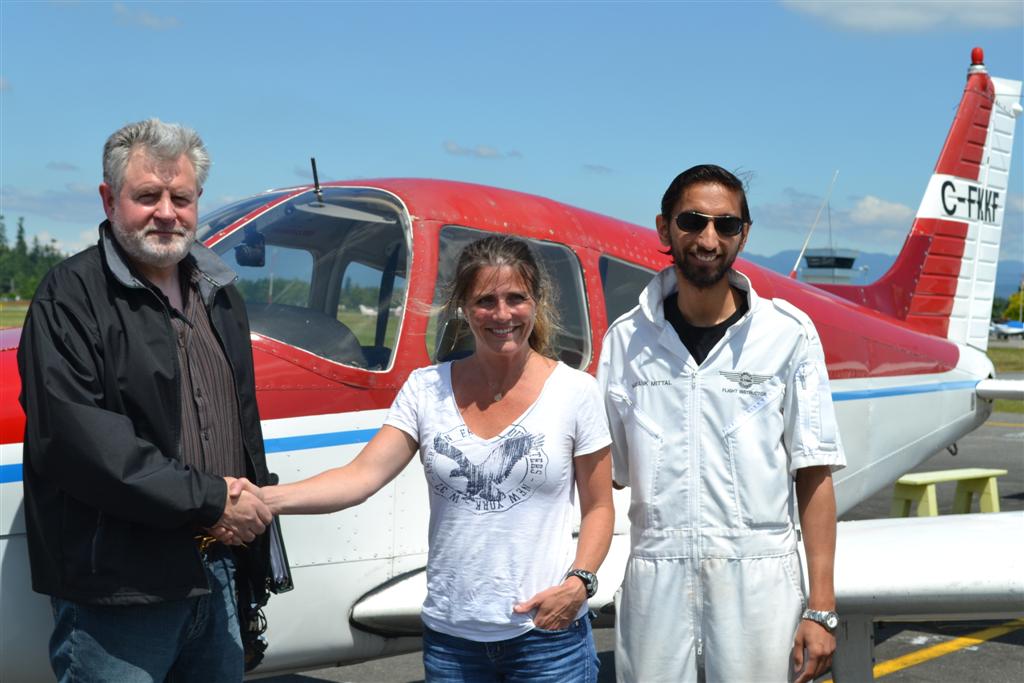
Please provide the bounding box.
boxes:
[111,220,195,270]
[672,242,739,290]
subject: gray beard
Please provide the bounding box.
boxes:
[111,221,194,270]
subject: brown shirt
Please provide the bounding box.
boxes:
[167,263,247,479]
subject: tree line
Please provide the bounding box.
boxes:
[0,216,67,300]
[236,276,404,312]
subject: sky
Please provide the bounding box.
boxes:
[2,1,1023,275]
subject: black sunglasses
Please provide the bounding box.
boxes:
[674,211,745,237]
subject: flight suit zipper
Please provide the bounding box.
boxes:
[688,369,705,667]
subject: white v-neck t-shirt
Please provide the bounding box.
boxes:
[384,360,611,642]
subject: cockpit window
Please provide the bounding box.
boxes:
[209,187,409,371]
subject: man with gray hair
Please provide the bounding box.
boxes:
[18,118,274,681]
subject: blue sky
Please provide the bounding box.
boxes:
[2,1,1022,272]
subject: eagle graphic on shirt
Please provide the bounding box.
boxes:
[426,428,548,513]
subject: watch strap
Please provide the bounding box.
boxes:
[801,608,839,632]
[565,569,597,598]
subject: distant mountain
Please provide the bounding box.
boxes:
[743,251,1023,298]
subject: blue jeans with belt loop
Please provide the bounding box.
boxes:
[423,613,599,683]
[48,543,243,683]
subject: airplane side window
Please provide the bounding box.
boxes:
[599,255,654,325]
[429,226,590,369]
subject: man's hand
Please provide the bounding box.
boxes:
[512,578,587,631]
[791,619,836,683]
[226,476,261,499]
[209,476,271,545]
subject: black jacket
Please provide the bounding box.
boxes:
[18,222,271,605]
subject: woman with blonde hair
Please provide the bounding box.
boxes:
[256,234,613,682]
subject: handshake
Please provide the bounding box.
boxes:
[208,477,274,545]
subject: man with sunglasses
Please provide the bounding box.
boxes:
[598,164,845,682]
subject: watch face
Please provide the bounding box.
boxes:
[825,613,839,629]
[569,570,597,597]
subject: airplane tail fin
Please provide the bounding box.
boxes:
[822,48,1022,351]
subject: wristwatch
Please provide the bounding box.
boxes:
[565,569,598,598]
[801,608,839,633]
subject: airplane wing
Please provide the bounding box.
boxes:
[976,379,1024,401]
[830,512,1024,621]
[993,322,1024,338]
[352,514,1024,634]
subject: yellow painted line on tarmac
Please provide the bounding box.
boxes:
[876,619,1024,678]
[822,618,1024,682]
[986,420,1023,427]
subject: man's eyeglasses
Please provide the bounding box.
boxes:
[674,211,745,237]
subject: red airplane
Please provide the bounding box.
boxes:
[0,47,1020,680]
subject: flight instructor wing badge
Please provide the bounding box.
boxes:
[719,371,773,390]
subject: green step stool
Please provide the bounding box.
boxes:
[890,468,1008,517]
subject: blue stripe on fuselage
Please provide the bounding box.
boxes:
[831,380,979,401]
[263,428,380,453]
[0,463,21,484]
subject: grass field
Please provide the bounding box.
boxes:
[335,310,400,349]
[0,301,29,328]
[987,346,1024,373]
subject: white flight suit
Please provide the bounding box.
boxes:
[598,268,845,683]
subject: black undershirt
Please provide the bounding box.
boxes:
[663,289,749,365]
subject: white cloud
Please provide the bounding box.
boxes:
[46,161,79,172]
[443,140,521,160]
[0,183,98,225]
[782,0,1022,32]
[583,163,614,175]
[112,2,180,31]
[1008,192,1024,213]
[749,187,914,253]
[848,195,915,225]
[1001,192,1023,261]
[211,194,244,208]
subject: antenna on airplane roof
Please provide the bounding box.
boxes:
[311,157,324,203]
[789,169,840,279]
[296,156,397,224]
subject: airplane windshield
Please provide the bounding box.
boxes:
[210,187,409,371]
[196,191,292,241]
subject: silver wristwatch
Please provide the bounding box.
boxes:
[801,608,839,633]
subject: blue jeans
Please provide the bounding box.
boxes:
[49,544,243,683]
[422,614,599,683]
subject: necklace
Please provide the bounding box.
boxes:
[478,351,533,403]
[488,377,506,402]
